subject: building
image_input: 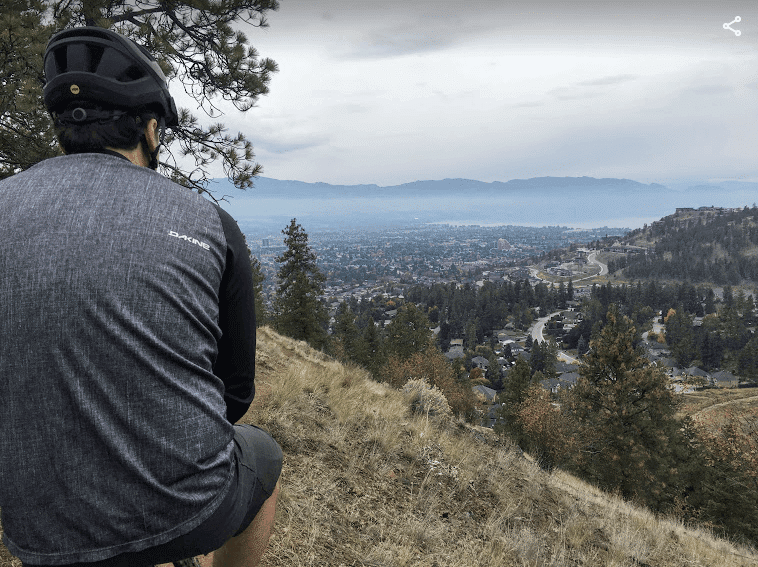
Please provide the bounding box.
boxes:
[711,370,739,388]
[497,238,512,251]
[471,356,489,371]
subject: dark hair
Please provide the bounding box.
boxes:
[54,104,157,154]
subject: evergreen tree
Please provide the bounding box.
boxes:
[487,351,501,388]
[704,288,717,314]
[273,219,328,349]
[465,319,478,350]
[576,335,589,357]
[566,304,683,509]
[332,301,365,364]
[384,303,433,361]
[358,318,384,378]
[249,254,267,326]
[745,294,756,325]
[664,305,696,367]
[2,0,279,190]
[1,2,56,177]
[495,356,532,442]
[736,335,758,382]
[723,285,735,308]
[557,281,568,309]
[530,340,558,378]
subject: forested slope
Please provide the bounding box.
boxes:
[609,206,758,284]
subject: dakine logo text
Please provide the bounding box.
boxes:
[168,230,210,250]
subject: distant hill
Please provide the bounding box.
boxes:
[609,205,758,284]
[205,175,757,232]
[208,175,667,197]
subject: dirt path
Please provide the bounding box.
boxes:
[692,394,758,419]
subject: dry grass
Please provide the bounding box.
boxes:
[679,388,758,417]
[249,328,758,567]
[2,327,758,567]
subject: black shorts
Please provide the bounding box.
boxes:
[27,425,282,567]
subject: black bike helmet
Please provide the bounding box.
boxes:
[43,27,178,127]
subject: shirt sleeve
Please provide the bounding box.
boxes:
[213,205,256,423]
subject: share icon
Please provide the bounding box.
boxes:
[723,16,741,36]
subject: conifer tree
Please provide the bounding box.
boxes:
[576,335,589,357]
[664,305,696,367]
[358,318,384,377]
[704,288,717,314]
[249,255,267,326]
[272,219,328,349]
[2,0,279,190]
[566,304,683,509]
[384,303,433,361]
[495,356,532,442]
[530,339,558,378]
[332,301,366,364]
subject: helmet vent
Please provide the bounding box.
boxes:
[119,64,145,82]
[87,45,105,72]
[53,48,67,75]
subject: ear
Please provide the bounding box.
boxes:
[144,118,160,152]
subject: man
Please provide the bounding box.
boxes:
[0,27,282,567]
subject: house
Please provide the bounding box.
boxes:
[516,351,531,362]
[472,386,501,428]
[471,356,489,371]
[557,372,579,390]
[444,345,464,361]
[472,385,497,403]
[656,357,679,376]
[556,361,579,374]
[485,404,503,428]
[683,366,710,382]
[540,378,561,394]
[539,372,578,394]
[562,311,583,324]
[711,370,739,388]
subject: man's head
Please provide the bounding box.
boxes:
[43,27,178,168]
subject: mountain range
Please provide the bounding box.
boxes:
[206,176,757,233]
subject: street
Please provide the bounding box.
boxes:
[530,311,579,364]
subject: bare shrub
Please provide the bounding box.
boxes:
[402,378,452,420]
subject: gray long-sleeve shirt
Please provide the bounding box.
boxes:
[0,153,256,564]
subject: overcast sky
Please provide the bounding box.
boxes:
[179,1,758,186]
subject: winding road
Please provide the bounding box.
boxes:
[528,250,608,285]
[587,252,608,277]
[523,250,607,367]
[530,311,579,365]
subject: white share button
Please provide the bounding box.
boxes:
[724,16,741,36]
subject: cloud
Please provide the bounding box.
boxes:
[343,29,455,59]
[224,0,758,186]
[548,87,601,101]
[256,137,328,155]
[576,74,639,86]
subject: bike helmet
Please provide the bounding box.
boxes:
[43,27,178,127]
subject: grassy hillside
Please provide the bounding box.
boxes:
[3,327,758,566]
